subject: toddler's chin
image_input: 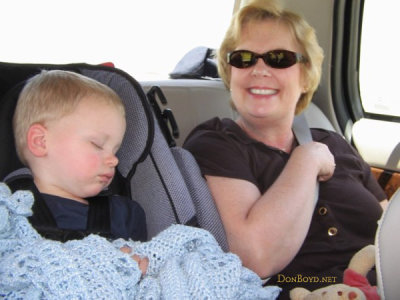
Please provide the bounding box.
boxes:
[83,185,107,198]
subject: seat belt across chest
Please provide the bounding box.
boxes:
[292,113,320,205]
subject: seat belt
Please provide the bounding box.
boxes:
[292,113,320,205]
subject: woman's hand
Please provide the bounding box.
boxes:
[292,141,336,182]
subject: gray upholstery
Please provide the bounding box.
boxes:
[2,167,32,182]
[129,122,197,239]
[171,147,228,250]
[375,188,400,299]
[304,102,336,132]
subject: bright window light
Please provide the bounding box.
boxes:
[360,1,400,117]
[1,0,234,79]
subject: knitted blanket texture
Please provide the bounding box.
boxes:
[0,183,281,299]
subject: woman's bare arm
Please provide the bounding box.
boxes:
[206,142,335,278]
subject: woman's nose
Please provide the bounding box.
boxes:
[251,58,272,77]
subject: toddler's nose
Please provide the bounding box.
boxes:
[106,154,119,167]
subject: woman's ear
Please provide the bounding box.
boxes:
[26,123,48,157]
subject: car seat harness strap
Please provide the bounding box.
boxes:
[6,175,112,242]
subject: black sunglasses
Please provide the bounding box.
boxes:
[227,49,307,69]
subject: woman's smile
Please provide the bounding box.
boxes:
[248,87,278,96]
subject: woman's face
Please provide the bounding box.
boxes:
[230,19,306,126]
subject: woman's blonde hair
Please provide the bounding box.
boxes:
[13,70,125,165]
[217,0,324,114]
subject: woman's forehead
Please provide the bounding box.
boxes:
[237,19,300,52]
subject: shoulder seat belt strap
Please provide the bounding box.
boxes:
[292,113,320,205]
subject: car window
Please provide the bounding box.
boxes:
[359,0,400,117]
[1,0,234,79]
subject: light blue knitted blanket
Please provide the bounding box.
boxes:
[0,183,281,299]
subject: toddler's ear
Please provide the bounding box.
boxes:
[27,124,47,157]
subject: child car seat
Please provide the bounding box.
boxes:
[0,62,228,250]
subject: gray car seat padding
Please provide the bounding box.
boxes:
[375,188,400,299]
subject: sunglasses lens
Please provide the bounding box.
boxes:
[229,51,256,68]
[228,50,305,69]
[265,50,298,68]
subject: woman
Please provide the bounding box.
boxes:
[183,0,387,296]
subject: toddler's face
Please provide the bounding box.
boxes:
[42,96,126,201]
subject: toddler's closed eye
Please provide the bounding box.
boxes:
[91,141,104,150]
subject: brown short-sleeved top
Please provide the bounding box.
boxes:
[183,117,386,295]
